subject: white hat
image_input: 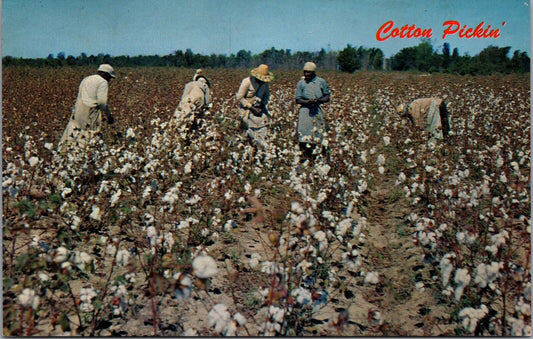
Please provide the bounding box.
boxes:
[97,64,116,78]
[303,62,317,71]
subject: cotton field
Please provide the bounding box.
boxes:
[2,67,530,336]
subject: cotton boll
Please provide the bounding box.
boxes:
[192,255,218,279]
[89,205,102,221]
[377,154,385,166]
[440,253,455,287]
[454,268,471,301]
[28,156,39,167]
[17,288,40,309]
[474,262,501,289]
[458,305,488,333]
[364,271,379,285]
[207,303,231,334]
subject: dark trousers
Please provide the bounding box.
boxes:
[439,101,451,139]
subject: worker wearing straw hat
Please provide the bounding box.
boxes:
[295,62,330,158]
[236,64,274,149]
[58,64,116,152]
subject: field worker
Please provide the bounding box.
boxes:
[397,97,451,141]
[236,64,274,149]
[174,69,212,120]
[58,64,116,151]
[295,62,330,158]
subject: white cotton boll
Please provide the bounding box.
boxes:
[415,281,425,292]
[499,172,507,183]
[383,136,391,146]
[89,205,102,221]
[183,328,198,336]
[474,262,501,288]
[44,142,53,150]
[377,154,385,166]
[183,161,192,174]
[142,185,152,199]
[458,305,488,333]
[269,305,285,323]
[110,189,122,207]
[201,228,210,237]
[126,127,136,139]
[185,194,201,205]
[192,255,218,279]
[38,272,51,282]
[454,268,471,301]
[364,271,379,285]
[18,288,40,309]
[207,304,231,334]
[224,190,233,200]
[146,226,157,238]
[292,287,312,305]
[254,189,261,197]
[28,156,39,167]
[291,202,304,214]
[378,166,385,174]
[233,312,247,326]
[53,246,70,263]
[116,248,131,266]
[249,253,262,270]
[396,172,406,185]
[341,249,361,270]
[357,179,368,193]
[224,320,238,336]
[335,218,352,237]
[456,231,466,244]
[317,163,331,177]
[224,219,236,232]
[440,253,455,287]
[360,150,368,163]
[314,230,326,241]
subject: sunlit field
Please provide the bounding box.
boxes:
[2,66,530,336]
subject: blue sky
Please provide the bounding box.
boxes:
[2,0,531,59]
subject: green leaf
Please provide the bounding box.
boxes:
[3,278,14,291]
[92,298,103,310]
[15,254,29,270]
[58,312,71,331]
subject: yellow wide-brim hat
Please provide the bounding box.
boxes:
[250,64,274,82]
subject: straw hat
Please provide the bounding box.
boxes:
[250,64,274,82]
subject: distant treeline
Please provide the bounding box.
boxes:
[3,41,529,75]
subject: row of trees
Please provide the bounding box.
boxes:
[386,41,530,75]
[2,48,338,71]
[3,42,529,75]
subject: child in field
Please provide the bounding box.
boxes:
[397,97,451,141]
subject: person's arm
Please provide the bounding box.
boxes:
[295,80,314,105]
[96,81,114,124]
[318,79,331,103]
[236,78,252,108]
